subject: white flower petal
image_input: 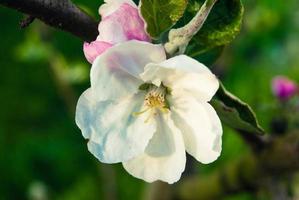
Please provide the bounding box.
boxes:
[76,89,156,163]
[170,96,222,164]
[99,0,136,18]
[153,55,211,73]
[75,88,97,139]
[91,41,166,101]
[140,55,219,101]
[123,114,186,184]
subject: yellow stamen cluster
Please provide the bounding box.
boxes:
[145,89,166,109]
[133,86,169,122]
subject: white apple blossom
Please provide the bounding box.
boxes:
[76,40,222,184]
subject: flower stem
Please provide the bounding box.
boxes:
[164,0,218,56]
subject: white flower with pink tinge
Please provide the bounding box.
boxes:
[83,0,150,63]
[76,41,223,184]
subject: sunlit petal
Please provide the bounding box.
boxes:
[140,55,219,101]
[91,41,166,101]
[76,89,156,163]
[123,114,186,184]
[170,96,222,164]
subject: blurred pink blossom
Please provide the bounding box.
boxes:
[272,76,297,101]
[83,0,150,64]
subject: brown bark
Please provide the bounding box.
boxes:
[0,0,98,41]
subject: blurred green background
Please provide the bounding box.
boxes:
[0,0,299,199]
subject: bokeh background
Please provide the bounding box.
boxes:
[0,0,299,199]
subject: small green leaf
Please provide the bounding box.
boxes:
[140,0,188,38]
[185,0,244,61]
[211,84,265,135]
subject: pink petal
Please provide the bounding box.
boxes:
[83,1,151,64]
[99,0,137,18]
[98,3,150,44]
[83,41,113,64]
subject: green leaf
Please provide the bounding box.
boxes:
[211,84,265,135]
[185,0,244,61]
[186,45,224,66]
[140,0,188,39]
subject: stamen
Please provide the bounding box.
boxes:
[132,108,150,117]
[133,84,170,121]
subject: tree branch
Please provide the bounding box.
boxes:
[0,0,98,42]
[20,15,36,28]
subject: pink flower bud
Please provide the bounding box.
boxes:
[83,0,150,64]
[272,76,297,101]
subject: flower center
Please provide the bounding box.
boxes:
[145,87,166,109]
[133,84,171,122]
